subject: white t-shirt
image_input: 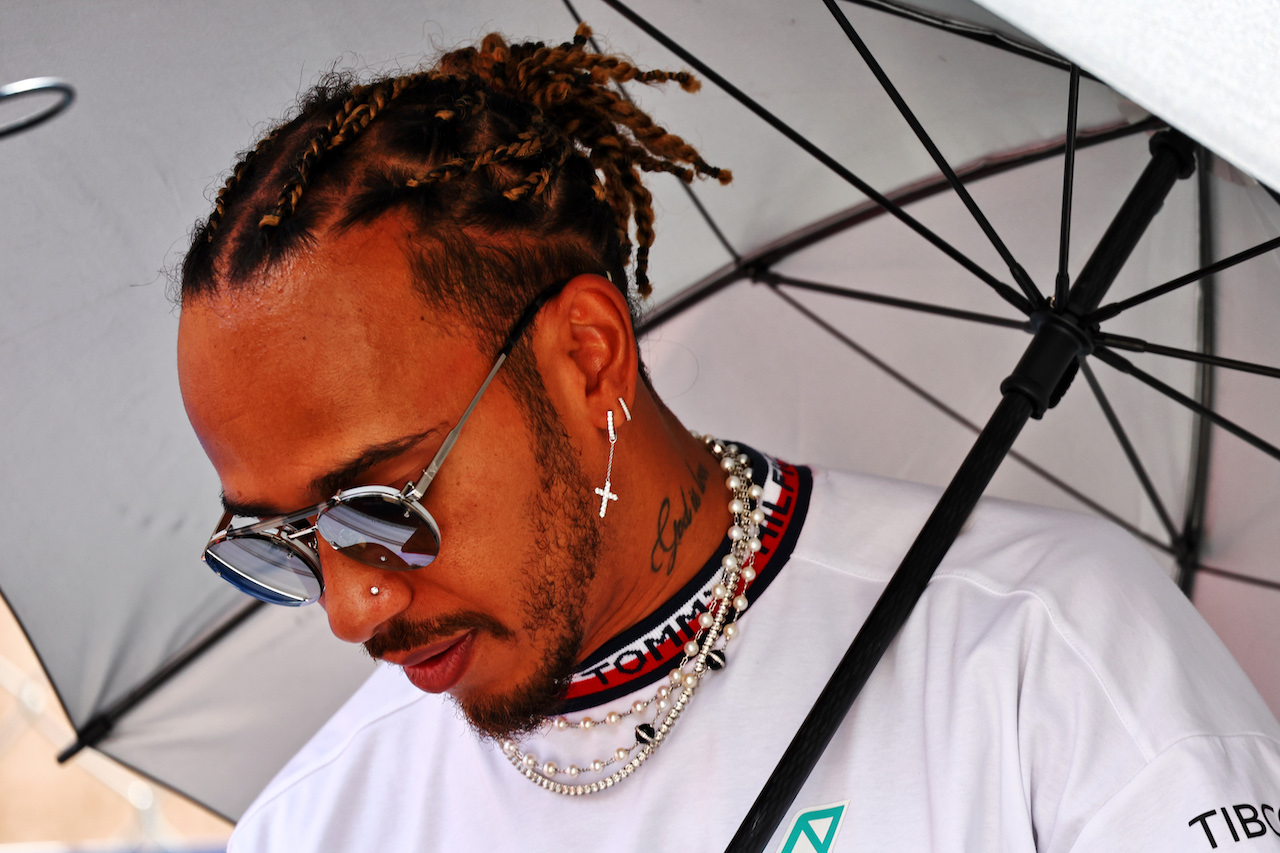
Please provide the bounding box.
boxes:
[230,452,1280,852]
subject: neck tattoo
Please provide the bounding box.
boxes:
[501,434,764,795]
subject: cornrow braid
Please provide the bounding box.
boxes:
[204,124,288,241]
[206,161,247,241]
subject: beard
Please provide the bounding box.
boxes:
[453,395,600,740]
[365,357,601,741]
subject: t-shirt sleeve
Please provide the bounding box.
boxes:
[1069,733,1280,851]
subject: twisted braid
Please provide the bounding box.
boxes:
[613,160,658,296]
[501,135,570,201]
[260,77,422,228]
[403,127,550,189]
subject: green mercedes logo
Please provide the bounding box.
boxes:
[778,801,848,853]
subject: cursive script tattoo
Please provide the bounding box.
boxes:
[650,461,710,576]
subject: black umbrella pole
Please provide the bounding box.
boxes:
[1068,130,1197,315]
[725,129,1198,853]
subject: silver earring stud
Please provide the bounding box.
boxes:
[370,586,380,596]
[618,397,632,421]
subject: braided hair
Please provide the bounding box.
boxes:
[180,25,730,369]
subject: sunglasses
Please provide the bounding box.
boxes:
[202,277,573,606]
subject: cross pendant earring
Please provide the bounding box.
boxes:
[594,409,619,518]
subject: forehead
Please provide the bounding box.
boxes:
[177,222,486,506]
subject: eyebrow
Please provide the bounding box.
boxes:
[219,424,447,519]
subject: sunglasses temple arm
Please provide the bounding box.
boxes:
[409,277,571,499]
[411,353,509,497]
[203,510,234,556]
[210,511,233,540]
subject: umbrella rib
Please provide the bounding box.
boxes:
[596,0,1035,316]
[821,0,1044,308]
[1196,563,1280,594]
[636,118,1162,336]
[1078,360,1179,540]
[1094,332,1280,380]
[680,183,741,264]
[746,118,1163,274]
[1178,148,1218,597]
[1055,66,1081,308]
[1093,346,1280,463]
[761,271,1030,330]
[562,0,742,264]
[1087,234,1280,323]
[769,285,1174,554]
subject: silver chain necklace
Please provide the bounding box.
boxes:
[501,434,762,795]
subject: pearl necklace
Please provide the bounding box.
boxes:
[502,435,763,795]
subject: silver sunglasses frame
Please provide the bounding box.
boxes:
[202,276,575,605]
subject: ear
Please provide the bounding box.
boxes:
[532,273,637,432]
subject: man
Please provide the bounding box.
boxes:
[178,27,1280,852]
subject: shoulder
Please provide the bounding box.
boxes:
[795,464,1187,618]
[790,465,1280,752]
[793,465,1149,589]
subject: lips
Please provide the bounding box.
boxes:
[390,631,477,694]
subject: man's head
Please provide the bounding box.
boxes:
[176,27,728,739]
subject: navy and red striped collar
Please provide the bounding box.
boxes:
[558,445,811,713]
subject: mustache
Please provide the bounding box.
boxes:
[364,610,514,660]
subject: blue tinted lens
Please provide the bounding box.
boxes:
[206,535,321,605]
[316,495,439,569]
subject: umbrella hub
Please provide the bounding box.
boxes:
[1001,310,1093,418]
[1001,129,1199,421]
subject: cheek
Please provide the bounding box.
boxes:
[416,445,540,603]
[404,373,548,608]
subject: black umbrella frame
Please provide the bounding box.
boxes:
[571,1,1280,850]
[28,0,1280,839]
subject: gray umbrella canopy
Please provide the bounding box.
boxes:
[1,0,1278,822]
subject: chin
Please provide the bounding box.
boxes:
[449,640,581,741]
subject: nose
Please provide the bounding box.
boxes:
[316,546,410,644]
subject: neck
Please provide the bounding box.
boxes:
[575,387,733,663]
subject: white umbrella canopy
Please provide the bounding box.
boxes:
[1,0,1277,823]
[975,0,1280,192]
